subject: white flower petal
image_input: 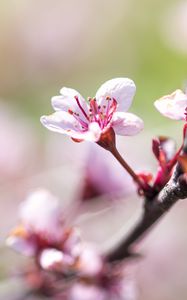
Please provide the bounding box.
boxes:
[6,235,36,256]
[154,89,187,120]
[69,122,102,142]
[19,189,61,238]
[64,228,82,258]
[82,122,102,142]
[41,112,101,142]
[78,246,103,276]
[52,87,89,122]
[95,78,136,112]
[69,283,106,300]
[40,111,81,135]
[112,112,144,136]
[40,248,63,270]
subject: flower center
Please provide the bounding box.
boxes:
[89,97,117,129]
[68,96,117,132]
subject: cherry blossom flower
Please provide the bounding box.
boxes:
[6,189,82,272]
[40,78,144,144]
[6,189,105,278]
[154,89,187,120]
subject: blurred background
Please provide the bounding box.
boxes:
[0,0,187,299]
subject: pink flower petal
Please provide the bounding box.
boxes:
[64,228,82,258]
[41,111,101,142]
[78,245,103,276]
[83,122,102,142]
[52,87,89,122]
[6,235,36,256]
[69,283,106,300]
[40,111,81,135]
[154,89,187,120]
[112,112,144,136]
[95,78,136,112]
[19,189,62,239]
[70,122,102,142]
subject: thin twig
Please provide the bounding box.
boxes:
[110,146,147,192]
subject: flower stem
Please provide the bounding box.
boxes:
[110,146,145,192]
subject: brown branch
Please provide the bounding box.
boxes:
[106,132,187,263]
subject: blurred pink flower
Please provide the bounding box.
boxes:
[80,144,135,200]
[6,189,82,271]
[19,189,62,238]
[41,78,144,143]
[6,188,107,278]
[154,89,187,120]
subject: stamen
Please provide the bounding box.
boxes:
[68,108,88,129]
[74,96,89,121]
[105,97,111,115]
[72,114,88,129]
[105,98,117,126]
[68,109,74,115]
[89,98,99,122]
[185,107,187,122]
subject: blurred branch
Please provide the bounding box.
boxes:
[106,132,187,262]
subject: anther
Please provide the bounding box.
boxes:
[68,109,74,115]
[106,96,111,100]
[185,107,187,121]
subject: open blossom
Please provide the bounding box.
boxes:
[6,189,82,272]
[154,89,187,120]
[40,78,144,143]
[6,188,105,277]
